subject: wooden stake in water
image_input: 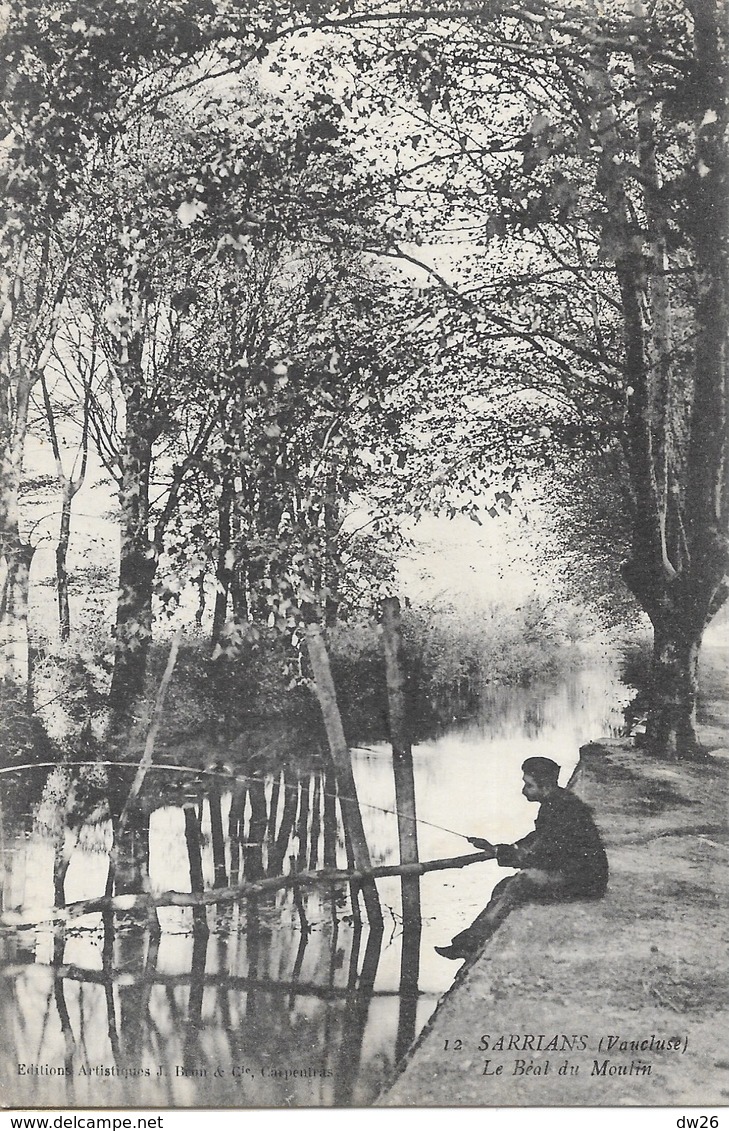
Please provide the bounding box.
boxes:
[381,597,421,872]
[305,621,383,932]
[381,596,422,1016]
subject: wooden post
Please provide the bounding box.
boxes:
[228,779,246,884]
[247,775,267,881]
[269,770,298,876]
[381,598,421,869]
[267,772,281,841]
[323,764,337,868]
[308,771,321,872]
[381,596,422,995]
[304,622,383,931]
[296,777,310,871]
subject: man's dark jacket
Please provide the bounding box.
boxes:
[495,788,609,898]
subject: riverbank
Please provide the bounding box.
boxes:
[380,730,729,1107]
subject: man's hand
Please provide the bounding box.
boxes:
[467,837,496,855]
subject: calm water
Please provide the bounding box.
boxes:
[0,665,631,1108]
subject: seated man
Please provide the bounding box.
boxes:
[435,755,608,960]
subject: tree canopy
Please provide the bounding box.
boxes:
[0,0,726,756]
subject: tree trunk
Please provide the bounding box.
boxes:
[623,553,721,757]
[246,774,267,881]
[591,27,728,759]
[112,805,148,897]
[640,3,729,757]
[56,483,73,641]
[0,537,35,689]
[0,372,34,689]
[269,769,298,877]
[40,371,88,643]
[644,612,702,757]
[109,384,156,715]
[212,474,233,644]
[110,543,157,708]
[323,473,341,627]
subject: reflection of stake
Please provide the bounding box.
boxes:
[186,930,208,1056]
[183,804,208,938]
[53,939,77,1098]
[102,918,122,1064]
[208,783,227,889]
[305,622,383,931]
[289,856,310,1005]
[288,853,309,936]
[334,923,384,1106]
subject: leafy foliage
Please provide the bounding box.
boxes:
[1,0,726,758]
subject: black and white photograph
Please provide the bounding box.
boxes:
[0,0,727,1113]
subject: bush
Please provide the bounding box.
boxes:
[23,597,599,756]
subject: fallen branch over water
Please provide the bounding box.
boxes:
[0,851,493,930]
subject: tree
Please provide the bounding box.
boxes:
[300,0,728,756]
[0,208,82,682]
[183,245,421,653]
[0,0,377,698]
[0,0,228,690]
[35,331,95,641]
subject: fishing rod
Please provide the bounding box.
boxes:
[0,759,479,842]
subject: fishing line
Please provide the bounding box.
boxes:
[0,759,479,842]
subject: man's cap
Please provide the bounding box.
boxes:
[521,756,560,784]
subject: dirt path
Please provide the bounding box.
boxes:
[380,736,729,1107]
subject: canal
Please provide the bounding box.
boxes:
[0,663,632,1107]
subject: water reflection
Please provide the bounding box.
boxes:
[0,664,631,1107]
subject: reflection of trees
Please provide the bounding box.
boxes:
[2,748,428,1106]
[4,899,393,1105]
[183,803,207,937]
[4,604,428,1106]
[52,936,76,1100]
[333,923,383,1105]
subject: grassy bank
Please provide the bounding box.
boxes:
[382,721,729,1107]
